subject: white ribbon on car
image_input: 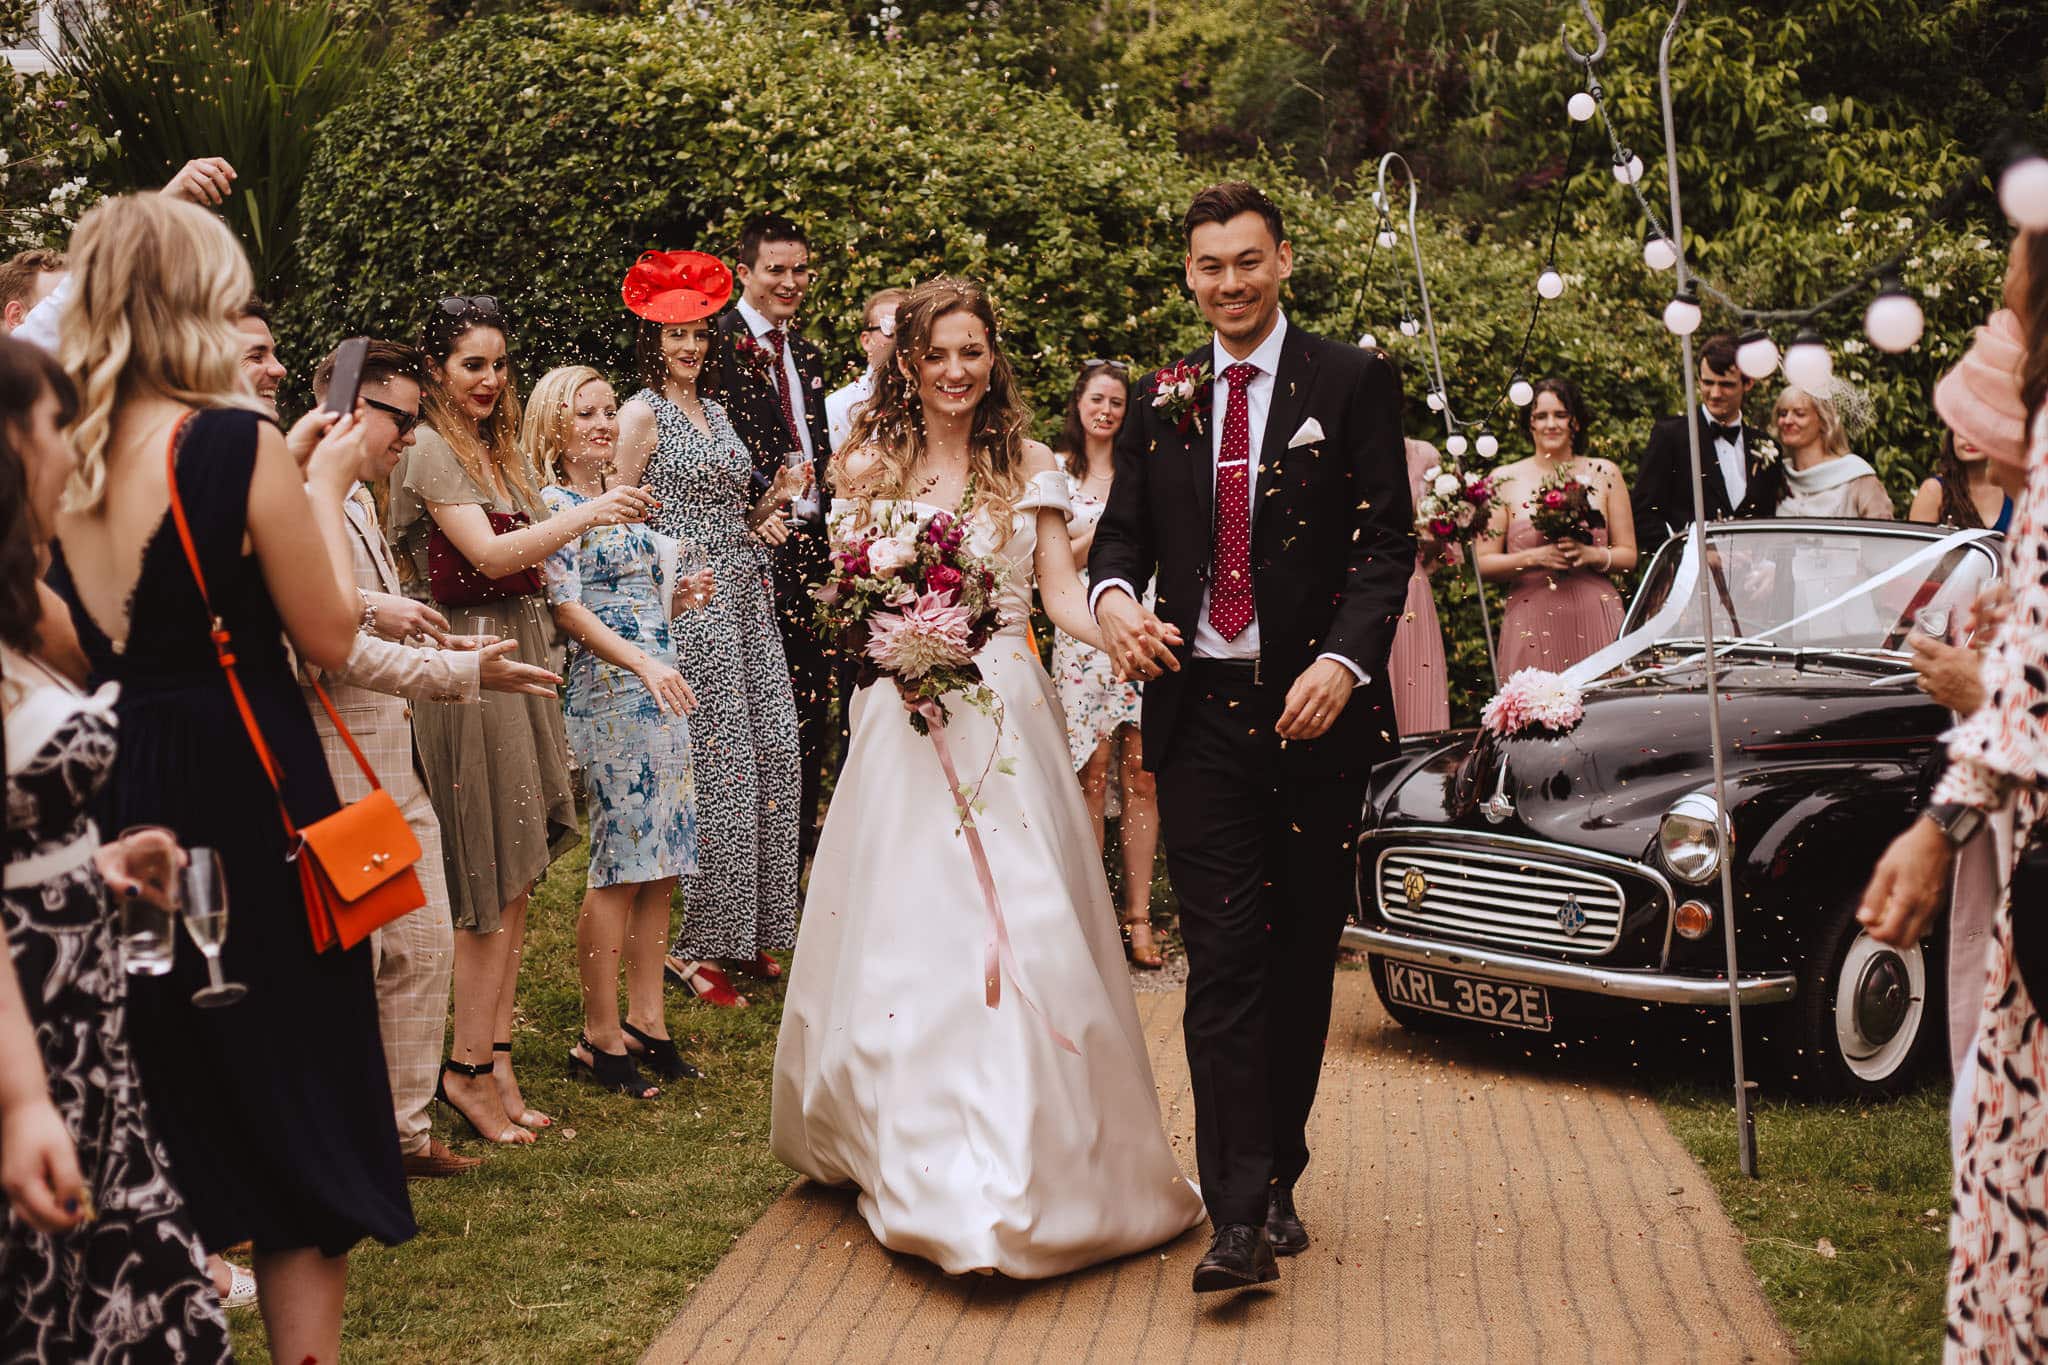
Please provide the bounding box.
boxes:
[1568,525,1996,692]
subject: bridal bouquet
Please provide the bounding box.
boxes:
[1413,463,1494,544]
[1526,468,1606,544]
[813,502,1011,736]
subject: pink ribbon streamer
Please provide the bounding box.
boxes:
[915,699,1079,1056]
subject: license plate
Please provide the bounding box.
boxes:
[1382,961,1551,1031]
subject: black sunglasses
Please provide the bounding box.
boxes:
[437,294,501,319]
[360,394,421,437]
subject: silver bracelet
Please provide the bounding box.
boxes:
[357,588,379,635]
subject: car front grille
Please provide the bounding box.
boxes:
[1375,843,1628,956]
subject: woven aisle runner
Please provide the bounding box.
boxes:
[646,973,1790,1363]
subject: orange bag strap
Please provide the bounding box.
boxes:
[162,414,386,850]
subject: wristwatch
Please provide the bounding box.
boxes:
[1922,801,1985,848]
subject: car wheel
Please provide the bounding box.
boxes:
[1367,955,1472,1034]
[1774,900,1943,1098]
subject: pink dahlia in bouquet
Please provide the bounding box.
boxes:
[1526,467,1606,545]
[814,502,1011,735]
[1413,462,1494,544]
[1480,668,1586,739]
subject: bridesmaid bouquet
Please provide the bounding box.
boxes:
[1413,462,1494,544]
[1526,468,1606,544]
[814,503,1011,737]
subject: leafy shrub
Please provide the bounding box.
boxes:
[0,62,111,253]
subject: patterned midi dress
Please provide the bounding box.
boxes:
[1050,475,1144,772]
[1,648,231,1364]
[632,389,800,960]
[542,485,698,888]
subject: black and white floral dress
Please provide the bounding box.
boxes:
[0,648,230,1364]
[633,389,800,959]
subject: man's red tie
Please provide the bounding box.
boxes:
[765,326,802,447]
[1207,361,1258,640]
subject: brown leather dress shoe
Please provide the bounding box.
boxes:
[403,1138,484,1179]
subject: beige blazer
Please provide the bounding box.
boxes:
[302,485,480,805]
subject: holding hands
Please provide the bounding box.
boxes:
[1097,590,1182,682]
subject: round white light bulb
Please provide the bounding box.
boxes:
[1613,153,1645,186]
[1643,235,1677,271]
[1399,317,1420,337]
[1999,157,2048,230]
[1476,433,1500,458]
[1567,91,1596,123]
[1536,269,1565,300]
[1446,434,1469,457]
[1425,389,1445,411]
[1782,334,1833,390]
[1864,289,1924,353]
[1508,378,1534,408]
[1662,294,1702,337]
[1376,229,1398,249]
[1356,332,1378,350]
[1735,333,1780,379]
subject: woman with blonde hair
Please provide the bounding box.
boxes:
[387,298,655,1144]
[530,364,710,1094]
[43,192,410,1359]
[1770,380,1894,518]
[771,277,1204,1278]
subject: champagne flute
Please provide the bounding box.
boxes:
[459,609,499,647]
[181,848,247,1008]
[674,540,713,612]
[780,448,813,494]
[114,825,179,976]
[1914,604,1953,643]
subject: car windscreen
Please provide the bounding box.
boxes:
[1627,525,2000,655]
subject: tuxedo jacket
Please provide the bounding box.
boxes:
[1089,327,1415,777]
[1630,410,1779,547]
[713,309,833,527]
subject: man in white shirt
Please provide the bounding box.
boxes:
[0,249,64,334]
[824,287,905,453]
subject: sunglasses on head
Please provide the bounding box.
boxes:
[438,294,501,319]
[360,394,421,437]
[1082,358,1129,374]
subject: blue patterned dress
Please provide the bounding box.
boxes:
[542,485,698,888]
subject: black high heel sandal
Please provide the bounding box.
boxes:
[434,1058,535,1146]
[622,1021,703,1081]
[567,1036,660,1099]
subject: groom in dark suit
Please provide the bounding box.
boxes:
[1629,333,1780,547]
[714,213,837,854]
[1089,182,1414,1293]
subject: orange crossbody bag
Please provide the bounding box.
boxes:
[165,415,426,952]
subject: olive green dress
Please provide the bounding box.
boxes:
[387,426,579,931]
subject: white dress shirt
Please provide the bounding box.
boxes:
[1705,404,1747,508]
[736,295,818,517]
[824,370,875,455]
[13,271,69,353]
[1089,311,1366,683]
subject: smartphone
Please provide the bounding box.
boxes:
[321,336,370,418]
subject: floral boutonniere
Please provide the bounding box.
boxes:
[1749,438,1780,470]
[733,332,776,380]
[1150,358,1211,435]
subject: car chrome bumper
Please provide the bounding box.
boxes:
[1344,925,1799,1007]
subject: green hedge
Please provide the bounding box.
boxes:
[287,8,2007,723]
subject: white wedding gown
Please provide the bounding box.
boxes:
[771,473,1206,1278]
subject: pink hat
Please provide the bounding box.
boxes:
[1933,308,2028,466]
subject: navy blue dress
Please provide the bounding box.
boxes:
[45,408,415,1257]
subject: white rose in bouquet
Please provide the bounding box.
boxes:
[1432,472,1461,497]
[868,534,918,577]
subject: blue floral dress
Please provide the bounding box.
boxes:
[542,485,698,888]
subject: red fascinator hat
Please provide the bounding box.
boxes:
[621,250,733,324]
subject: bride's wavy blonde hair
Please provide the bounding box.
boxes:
[836,276,1029,525]
[59,194,266,512]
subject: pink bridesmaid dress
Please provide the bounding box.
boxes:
[1497,510,1624,675]
[1389,438,1454,733]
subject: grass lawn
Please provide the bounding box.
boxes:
[230,843,795,1364]
[1659,1082,1952,1363]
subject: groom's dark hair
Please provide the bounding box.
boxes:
[1183,182,1285,249]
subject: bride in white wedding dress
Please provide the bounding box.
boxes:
[770,278,1205,1278]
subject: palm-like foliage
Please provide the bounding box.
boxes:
[51,0,387,296]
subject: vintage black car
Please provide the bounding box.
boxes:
[1350,518,2003,1097]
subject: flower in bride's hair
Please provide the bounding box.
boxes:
[865,591,977,680]
[868,534,918,576]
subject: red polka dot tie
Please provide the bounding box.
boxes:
[1208,361,1258,640]
[765,327,802,447]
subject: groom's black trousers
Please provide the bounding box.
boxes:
[1154,661,1364,1228]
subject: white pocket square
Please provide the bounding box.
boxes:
[1287,418,1326,449]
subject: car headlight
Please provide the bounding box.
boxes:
[1658,792,1729,884]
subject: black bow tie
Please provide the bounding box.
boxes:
[1707,421,1742,444]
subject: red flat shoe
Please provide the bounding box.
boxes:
[738,951,783,980]
[664,956,747,1008]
